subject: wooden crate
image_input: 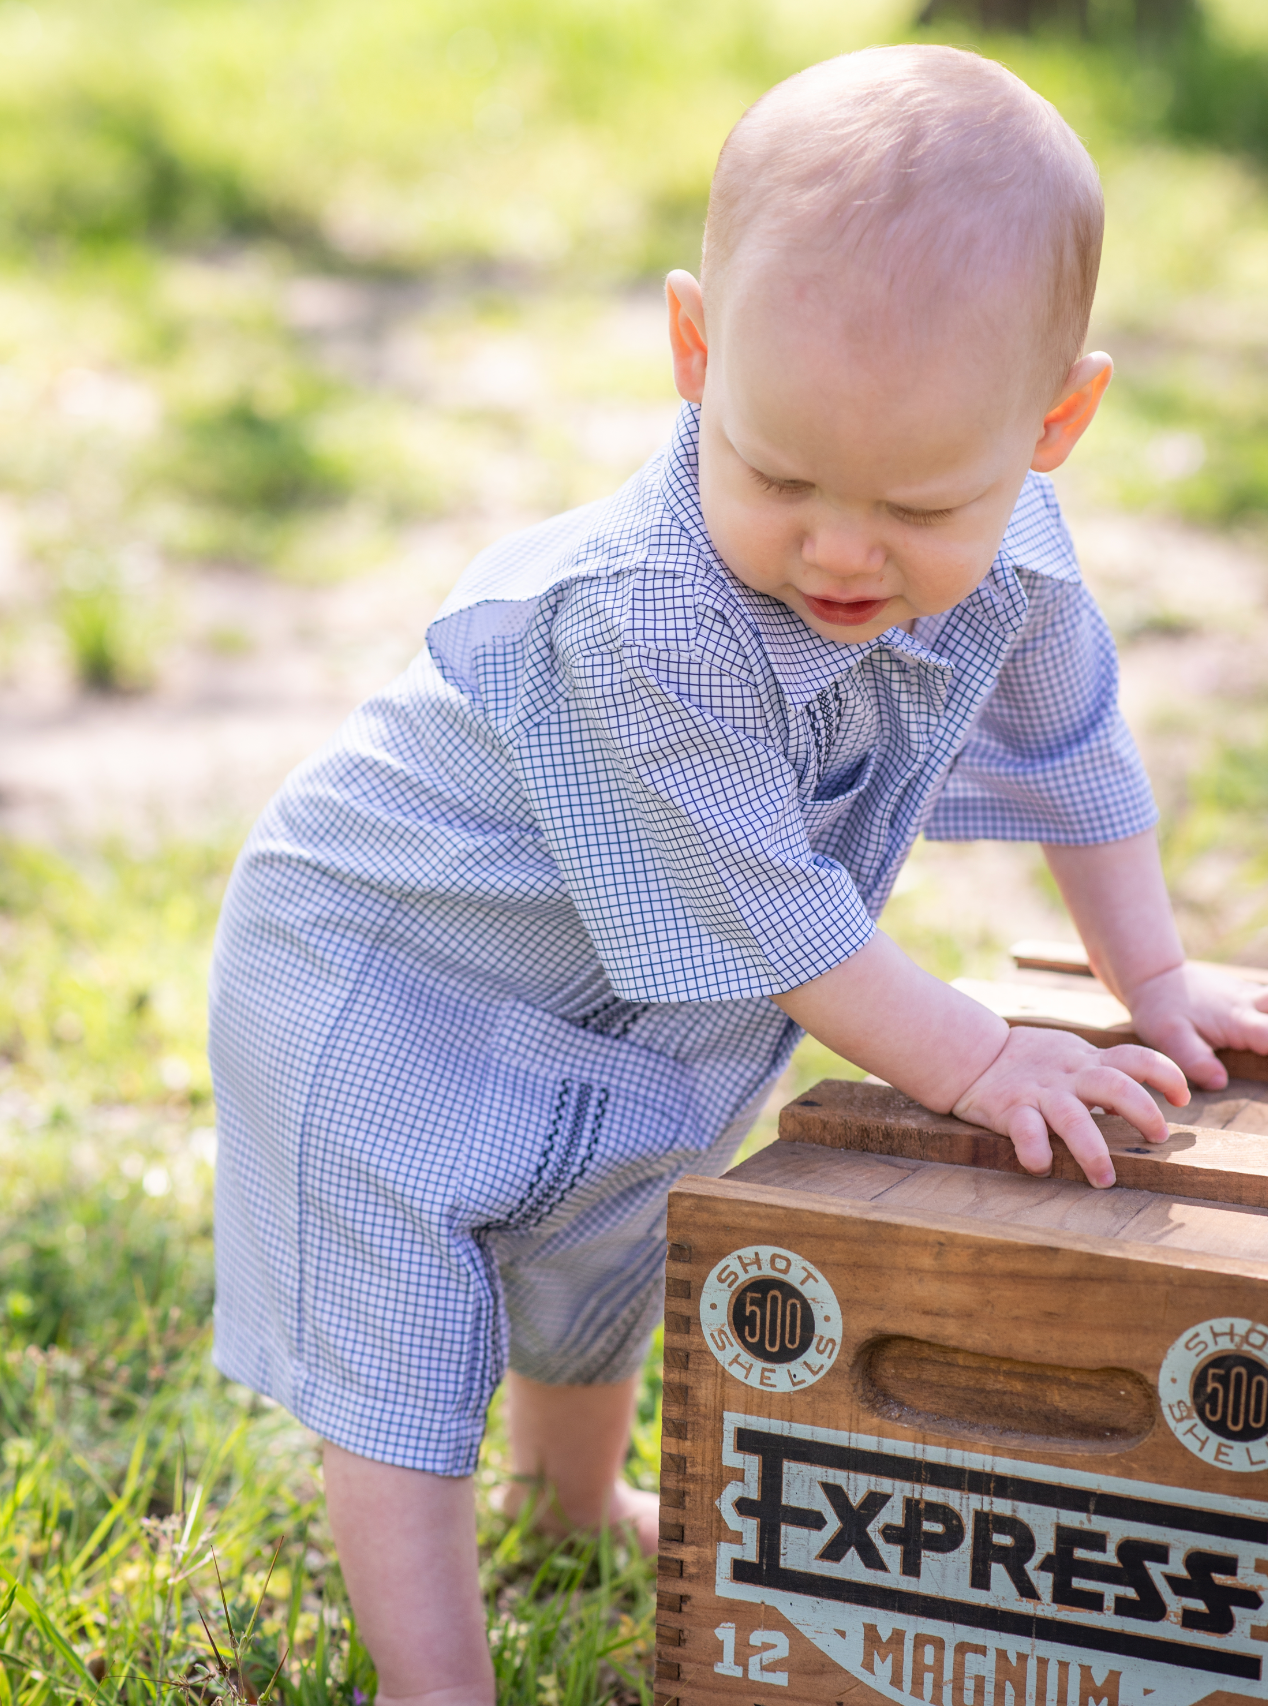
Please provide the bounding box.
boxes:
[656,973,1268,1706]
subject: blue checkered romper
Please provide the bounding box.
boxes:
[209,403,1158,1474]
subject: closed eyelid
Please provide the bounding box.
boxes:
[886,503,958,526]
[747,464,813,495]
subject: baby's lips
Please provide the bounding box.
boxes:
[803,592,890,627]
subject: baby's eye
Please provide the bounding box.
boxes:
[887,498,955,525]
[749,467,812,497]
[888,504,957,527]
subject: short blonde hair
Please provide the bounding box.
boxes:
[702,45,1103,397]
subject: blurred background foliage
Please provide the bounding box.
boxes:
[0,0,1260,270]
[2,1,1268,1701]
[0,0,1261,592]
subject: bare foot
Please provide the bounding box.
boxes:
[379,1691,493,1706]
[497,1477,660,1556]
[606,1480,660,1556]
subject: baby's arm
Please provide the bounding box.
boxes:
[1044,829,1268,1089]
[773,930,1189,1188]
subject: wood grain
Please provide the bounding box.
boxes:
[777,1078,1268,1206]
[955,975,1268,1083]
[1011,940,1268,988]
[733,1139,1268,1259]
[657,1165,1268,1706]
[1009,938,1098,976]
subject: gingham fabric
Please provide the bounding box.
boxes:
[209,402,1157,1473]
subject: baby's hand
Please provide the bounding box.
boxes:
[951,1026,1189,1189]
[1128,962,1268,1090]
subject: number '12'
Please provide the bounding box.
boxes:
[714,1622,790,1685]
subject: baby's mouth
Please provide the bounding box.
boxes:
[803,593,890,628]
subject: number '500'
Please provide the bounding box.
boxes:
[729,1278,814,1364]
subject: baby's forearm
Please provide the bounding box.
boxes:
[1041,829,1184,1006]
[771,931,1009,1113]
[1045,829,1268,1091]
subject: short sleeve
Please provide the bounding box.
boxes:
[512,632,876,1003]
[924,572,1158,844]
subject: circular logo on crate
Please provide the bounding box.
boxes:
[698,1245,842,1392]
[1160,1317,1268,1471]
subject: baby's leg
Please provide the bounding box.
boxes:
[323,1442,494,1706]
[501,1371,659,1555]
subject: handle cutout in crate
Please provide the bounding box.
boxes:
[856,1334,1155,1453]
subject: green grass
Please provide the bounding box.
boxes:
[0,0,1258,276]
[0,839,668,1705]
[1159,712,1268,962]
[0,840,225,1117]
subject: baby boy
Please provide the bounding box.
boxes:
[208,43,1268,1706]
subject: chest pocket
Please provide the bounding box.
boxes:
[801,747,878,841]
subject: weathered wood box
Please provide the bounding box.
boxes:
[656,953,1268,1706]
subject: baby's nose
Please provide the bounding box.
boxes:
[803,525,886,578]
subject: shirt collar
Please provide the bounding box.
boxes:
[659,401,1035,708]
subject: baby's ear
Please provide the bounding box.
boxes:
[666,271,708,403]
[1031,353,1113,473]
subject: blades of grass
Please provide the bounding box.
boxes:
[236,1537,283,1654]
[133,1272,163,1370]
[3,1578,99,1686]
[179,1484,204,1554]
[169,1548,217,1587]
[302,1582,329,1706]
[195,1601,232,1681]
[63,1441,153,1581]
[211,1551,237,1653]
[284,1531,306,1650]
[255,1644,289,1706]
[156,1478,204,1690]
[0,1448,59,1546]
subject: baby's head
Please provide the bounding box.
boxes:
[666,45,1110,642]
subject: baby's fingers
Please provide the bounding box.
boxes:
[1005,1104,1054,1179]
[1077,1061,1171,1144]
[1101,1041,1192,1104]
[1040,1094,1117,1189]
[1231,1003,1268,1054]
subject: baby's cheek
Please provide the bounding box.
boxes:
[708,511,795,598]
[909,543,992,614]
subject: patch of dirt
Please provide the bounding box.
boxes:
[0,519,495,845]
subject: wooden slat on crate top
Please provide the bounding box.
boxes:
[777,1079,1268,1206]
[1011,938,1268,986]
[955,974,1268,1083]
[956,974,1134,1030]
[735,1139,1268,1262]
